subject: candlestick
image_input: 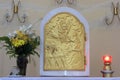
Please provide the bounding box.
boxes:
[101,55,114,77]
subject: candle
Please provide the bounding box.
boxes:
[101,55,113,77]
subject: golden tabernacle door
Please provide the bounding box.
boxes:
[40,7,89,76]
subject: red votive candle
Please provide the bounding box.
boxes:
[103,55,112,64]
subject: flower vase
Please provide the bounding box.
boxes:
[17,56,28,76]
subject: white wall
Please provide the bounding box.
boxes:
[0,0,120,77]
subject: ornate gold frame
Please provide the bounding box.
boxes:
[40,7,89,76]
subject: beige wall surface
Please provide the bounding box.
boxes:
[0,0,120,77]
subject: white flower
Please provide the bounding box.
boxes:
[19,25,26,31]
[19,24,32,32]
[8,33,12,37]
[13,31,17,34]
[8,33,14,38]
[7,24,34,39]
[27,24,32,30]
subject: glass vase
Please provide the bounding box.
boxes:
[17,56,28,76]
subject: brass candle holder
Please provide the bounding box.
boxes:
[101,55,114,77]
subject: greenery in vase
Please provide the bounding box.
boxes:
[0,25,40,58]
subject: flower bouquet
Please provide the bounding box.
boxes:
[0,25,40,76]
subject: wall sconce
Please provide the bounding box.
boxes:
[105,2,120,25]
[6,0,27,23]
[56,0,74,5]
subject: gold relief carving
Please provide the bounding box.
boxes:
[44,13,86,71]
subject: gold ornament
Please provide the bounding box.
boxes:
[44,12,86,71]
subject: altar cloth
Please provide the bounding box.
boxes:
[1,77,120,80]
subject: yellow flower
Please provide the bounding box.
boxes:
[17,31,29,41]
[11,38,26,47]
[22,35,29,42]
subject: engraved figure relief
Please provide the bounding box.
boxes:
[44,13,86,71]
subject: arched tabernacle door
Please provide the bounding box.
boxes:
[40,7,89,76]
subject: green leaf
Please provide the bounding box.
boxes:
[0,36,11,45]
[33,50,40,57]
